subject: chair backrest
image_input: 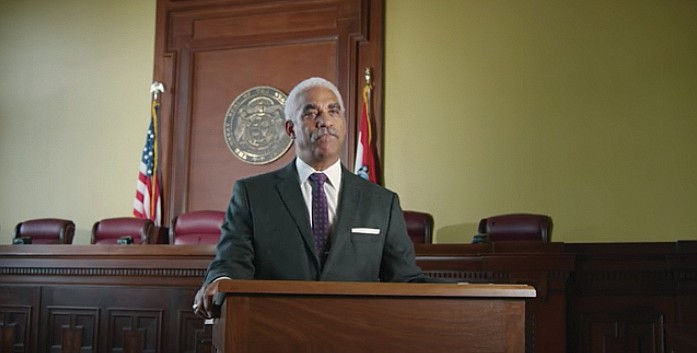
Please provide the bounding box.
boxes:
[14,218,76,244]
[403,210,434,244]
[91,217,156,244]
[169,210,225,245]
[477,213,553,242]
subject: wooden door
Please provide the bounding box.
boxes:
[153,0,384,222]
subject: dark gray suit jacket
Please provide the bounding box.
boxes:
[204,160,429,283]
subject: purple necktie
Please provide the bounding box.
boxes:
[309,173,330,260]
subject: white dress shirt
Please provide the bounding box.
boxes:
[295,158,342,231]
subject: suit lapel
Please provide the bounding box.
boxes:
[274,161,319,261]
[323,168,364,272]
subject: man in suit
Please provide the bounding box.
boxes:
[193,77,432,319]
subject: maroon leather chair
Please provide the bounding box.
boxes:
[477,213,553,242]
[91,217,156,244]
[13,218,76,244]
[403,210,434,244]
[169,210,225,245]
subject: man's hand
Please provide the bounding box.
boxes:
[192,282,218,319]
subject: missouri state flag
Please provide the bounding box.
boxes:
[353,81,379,183]
[133,100,162,226]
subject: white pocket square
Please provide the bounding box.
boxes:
[351,227,380,235]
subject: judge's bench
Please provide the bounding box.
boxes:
[1,241,695,353]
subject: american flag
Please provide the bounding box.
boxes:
[133,100,162,226]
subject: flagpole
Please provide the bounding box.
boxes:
[149,81,164,223]
[363,68,372,145]
[353,68,379,183]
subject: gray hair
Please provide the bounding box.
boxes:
[284,77,345,122]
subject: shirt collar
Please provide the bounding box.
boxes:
[296,158,342,188]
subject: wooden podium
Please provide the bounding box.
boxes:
[211,280,535,353]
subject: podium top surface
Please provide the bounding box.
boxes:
[214,279,536,298]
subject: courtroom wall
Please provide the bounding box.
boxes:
[0,0,156,244]
[384,0,697,243]
[1,0,696,244]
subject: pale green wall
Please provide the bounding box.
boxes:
[0,0,156,244]
[384,0,697,242]
[1,0,696,244]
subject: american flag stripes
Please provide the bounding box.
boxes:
[133,100,162,226]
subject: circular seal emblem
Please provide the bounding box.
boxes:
[223,86,292,164]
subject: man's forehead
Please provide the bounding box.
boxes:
[300,86,338,101]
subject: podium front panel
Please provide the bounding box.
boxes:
[213,281,531,353]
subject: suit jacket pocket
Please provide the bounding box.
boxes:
[350,227,381,242]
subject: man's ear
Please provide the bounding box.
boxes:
[284,120,295,138]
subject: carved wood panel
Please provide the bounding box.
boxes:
[0,286,38,353]
[566,242,690,353]
[578,310,666,353]
[0,308,31,353]
[37,286,200,353]
[154,0,385,222]
[45,307,98,353]
[178,312,210,353]
[107,309,162,353]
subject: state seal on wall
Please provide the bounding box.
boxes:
[223,86,292,164]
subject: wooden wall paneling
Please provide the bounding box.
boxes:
[0,323,15,353]
[183,313,212,353]
[671,243,697,325]
[572,297,672,353]
[38,286,182,352]
[153,0,384,224]
[153,0,174,224]
[355,0,384,182]
[62,326,84,353]
[0,285,38,353]
[565,242,693,353]
[666,242,697,353]
[42,305,99,353]
[1,245,214,353]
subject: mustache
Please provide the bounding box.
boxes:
[310,127,338,141]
